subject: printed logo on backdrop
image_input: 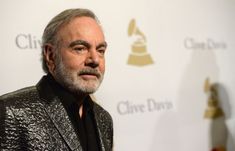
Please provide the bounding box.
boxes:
[203,78,224,119]
[184,37,227,50]
[203,78,227,151]
[15,34,41,50]
[127,19,154,66]
[117,98,173,115]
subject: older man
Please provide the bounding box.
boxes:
[0,8,113,151]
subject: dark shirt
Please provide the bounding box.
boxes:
[47,74,101,151]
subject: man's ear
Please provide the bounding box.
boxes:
[43,44,56,74]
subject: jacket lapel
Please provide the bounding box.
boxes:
[93,107,105,151]
[92,102,110,151]
[37,76,83,151]
[45,98,83,151]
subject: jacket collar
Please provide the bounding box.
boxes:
[36,75,83,151]
[36,75,108,151]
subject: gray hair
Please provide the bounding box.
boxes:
[41,8,99,73]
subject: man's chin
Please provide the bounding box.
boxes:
[77,87,97,94]
[73,81,100,94]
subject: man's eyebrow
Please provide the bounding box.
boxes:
[69,40,108,49]
[69,40,90,48]
[96,41,108,49]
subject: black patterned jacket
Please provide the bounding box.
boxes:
[0,76,113,151]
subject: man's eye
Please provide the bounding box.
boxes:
[73,46,87,52]
[97,48,106,55]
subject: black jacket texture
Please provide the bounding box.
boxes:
[0,76,113,151]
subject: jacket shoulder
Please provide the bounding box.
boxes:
[0,86,39,107]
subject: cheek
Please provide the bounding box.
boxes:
[99,60,105,73]
[62,57,85,70]
[60,51,85,69]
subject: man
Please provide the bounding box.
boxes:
[0,8,113,151]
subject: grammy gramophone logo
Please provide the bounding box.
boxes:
[127,19,154,66]
[204,78,227,151]
[204,78,224,119]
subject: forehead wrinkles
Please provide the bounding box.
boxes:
[74,20,104,43]
[59,17,104,43]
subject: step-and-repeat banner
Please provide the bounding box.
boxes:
[1,0,235,150]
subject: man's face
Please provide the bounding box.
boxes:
[52,17,107,94]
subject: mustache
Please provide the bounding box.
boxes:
[78,68,102,78]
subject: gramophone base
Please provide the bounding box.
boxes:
[127,54,154,66]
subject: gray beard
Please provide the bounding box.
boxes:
[53,55,104,95]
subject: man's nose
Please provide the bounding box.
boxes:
[85,49,99,68]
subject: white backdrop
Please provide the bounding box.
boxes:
[0,0,235,151]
